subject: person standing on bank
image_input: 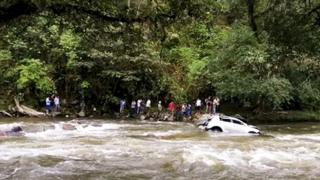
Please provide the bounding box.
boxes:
[213,97,220,114]
[168,101,176,117]
[50,95,55,109]
[54,95,60,112]
[137,99,142,114]
[181,104,187,116]
[158,101,162,112]
[196,98,202,112]
[45,96,51,115]
[216,97,220,112]
[146,99,151,113]
[131,100,136,116]
[187,104,193,117]
[119,99,126,114]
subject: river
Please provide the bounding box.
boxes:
[0,118,319,179]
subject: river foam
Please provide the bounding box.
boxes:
[0,120,319,179]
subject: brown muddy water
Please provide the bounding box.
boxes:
[0,118,319,179]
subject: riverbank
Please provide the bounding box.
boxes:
[1,109,320,125]
[1,101,320,124]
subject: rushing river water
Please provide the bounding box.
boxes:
[0,118,319,180]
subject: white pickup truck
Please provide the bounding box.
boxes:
[198,114,260,134]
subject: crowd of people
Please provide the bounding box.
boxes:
[45,95,60,115]
[119,96,220,118]
[42,95,219,118]
[120,98,156,116]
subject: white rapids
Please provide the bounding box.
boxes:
[0,119,319,179]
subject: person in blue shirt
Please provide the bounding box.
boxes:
[186,104,193,117]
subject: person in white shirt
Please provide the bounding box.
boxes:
[213,97,220,114]
[119,99,126,114]
[196,98,202,112]
[146,99,151,112]
[181,104,186,116]
[137,99,142,114]
[54,96,60,112]
[158,101,162,112]
[131,100,136,116]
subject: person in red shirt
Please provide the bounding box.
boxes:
[168,101,176,116]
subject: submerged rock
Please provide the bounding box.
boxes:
[0,126,24,136]
[140,115,146,120]
[70,119,89,124]
[62,123,76,130]
[168,115,174,121]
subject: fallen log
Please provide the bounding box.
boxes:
[0,110,13,117]
[14,98,45,117]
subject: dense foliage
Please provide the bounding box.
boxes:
[0,0,320,112]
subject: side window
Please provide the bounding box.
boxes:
[221,118,231,123]
[232,120,243,125]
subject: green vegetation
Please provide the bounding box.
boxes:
[0,0,320,115]
[249,111,320,124]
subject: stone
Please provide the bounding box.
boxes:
[140,115,146,120]
[78,110,85,117]
[62,123,76,130]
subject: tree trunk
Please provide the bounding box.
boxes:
[14,97,45,117]
[0,110,13,117]
[247,0,258,34]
